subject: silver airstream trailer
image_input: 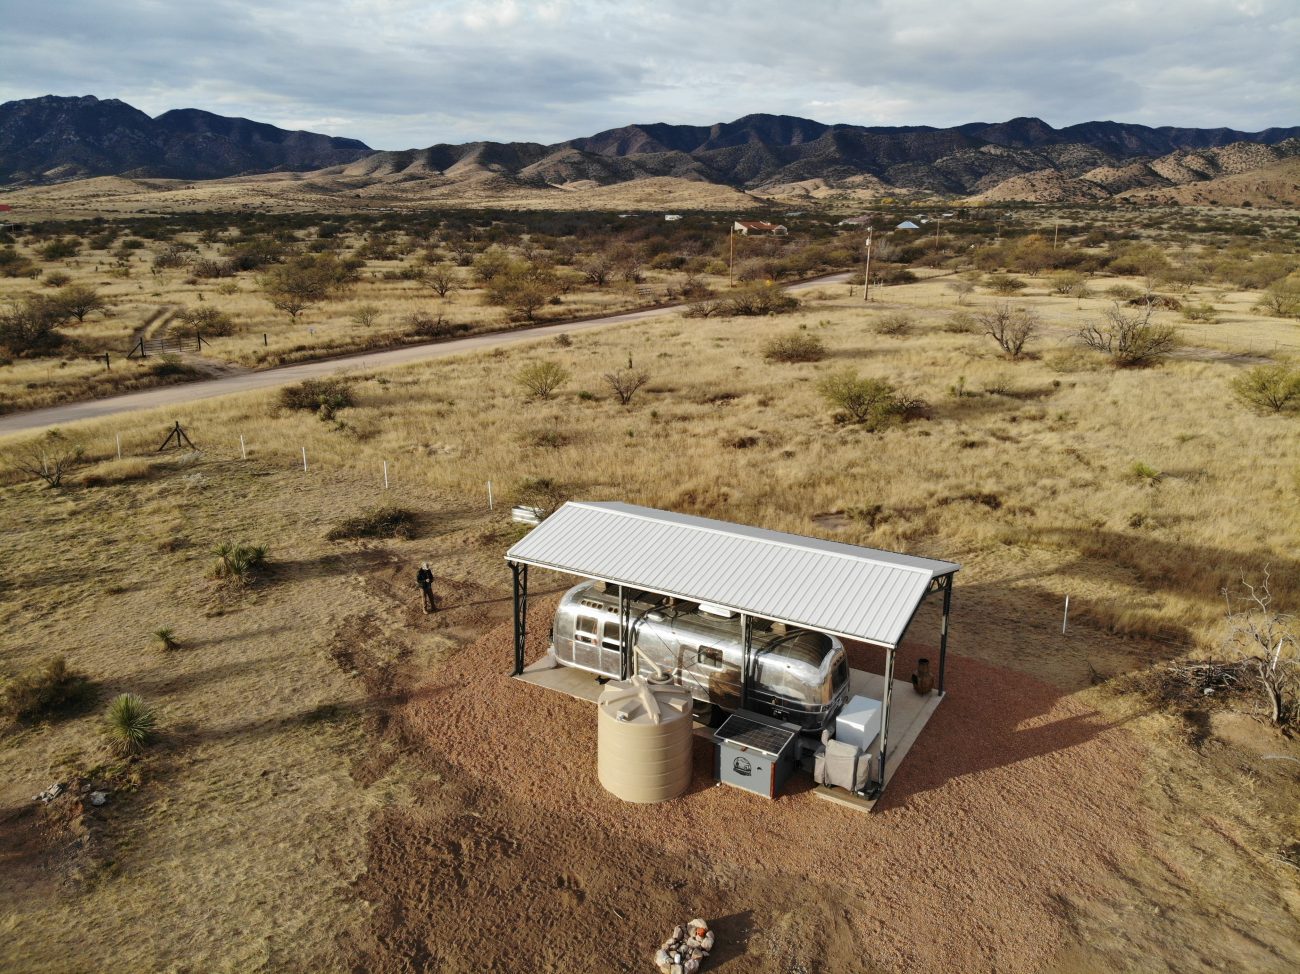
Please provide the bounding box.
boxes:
[550,580,851,731]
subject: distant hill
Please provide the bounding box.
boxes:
[0,95,372,184]
[3,97,1297,205]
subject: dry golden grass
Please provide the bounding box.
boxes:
[0,232,733,412]
[3,271,1299,972]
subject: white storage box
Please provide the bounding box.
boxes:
[835,694,882,750]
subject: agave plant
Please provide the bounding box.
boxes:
[104,693,157,756]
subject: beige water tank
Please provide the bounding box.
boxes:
[597,676,694,803]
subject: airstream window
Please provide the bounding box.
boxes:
[697,645,724,669]
[602,621,621,648]
[575,616,598,644]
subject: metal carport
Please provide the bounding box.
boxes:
[505,501,959,798]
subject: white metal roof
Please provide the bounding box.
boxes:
[506,502,959,648]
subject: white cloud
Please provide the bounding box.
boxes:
[0,0,1295,148]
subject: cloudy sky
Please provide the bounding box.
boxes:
[1,0,1296,149]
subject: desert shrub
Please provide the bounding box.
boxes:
[1105,283,1144,302]
[1255,275,1300,318]
[683,298,725,318]
[39,238,80,261]
[604,367,651,405]
[515,360,570,400]
[104,693,158,756]
[213,541,268,585]
[152,628,180,652]
[1180,302,1219,323]
[763,332,826,363]
[0,294,68,356]
[176,305,236,336]
[1049,270,1087,296]
[978,303,1040,359]
[0,246,37,278]
[150,354,200,379]
[279,377,355,416]
[724,285,798,317]
[515,476,567,518]
[9,429,83,487]
[406,311,470,339]
[1221,576,1299,726]
[874,312,914,337]
[350,304,381,328]
[818,370,906,429]
[326,505,419,540]
[942,311,979,334]
[1231,364,1300,414]
[152,243,192,270]
[985,273,1027,295]
[1,656,94,724]
[42,271,72,288]
[1077,304,1179,367]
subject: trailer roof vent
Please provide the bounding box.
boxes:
[698,602,736,619]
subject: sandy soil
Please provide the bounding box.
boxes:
[344,600,1148,974]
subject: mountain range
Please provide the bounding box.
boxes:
[0,95,371,184]
[3,95,1299,205]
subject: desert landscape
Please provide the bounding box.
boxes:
[2,2,1300,971]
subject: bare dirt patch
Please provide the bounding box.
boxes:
[347,603,1148,974]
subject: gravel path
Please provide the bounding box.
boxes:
[0,274,850,437]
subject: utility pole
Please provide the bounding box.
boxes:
[1053,219,1060,250]
[862,227,873,303]
[728,222,735,287]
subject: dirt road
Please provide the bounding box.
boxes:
[0,274,849,437]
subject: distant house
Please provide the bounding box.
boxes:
[733,220,788,236]
[895,220,920,231]
[664,214,683,221]
[837,215,873,226]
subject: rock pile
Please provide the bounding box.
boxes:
[653,918,714,973]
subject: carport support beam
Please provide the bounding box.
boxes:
[511,562,528,676]
[875,646,895,795]
[938,576,952,694]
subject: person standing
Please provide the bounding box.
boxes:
[416,562,435,613]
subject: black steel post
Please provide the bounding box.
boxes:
[739,614,752,710]
[511,563,528,675]
[618,585,631,680]
[938,576,952,694]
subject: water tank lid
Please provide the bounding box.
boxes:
[598,675,691,725]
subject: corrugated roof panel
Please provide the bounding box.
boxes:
[506,502,959,647]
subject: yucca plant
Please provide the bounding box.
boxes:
[104,694,157,756]
[152,627,180,651]
[213,541,268,585]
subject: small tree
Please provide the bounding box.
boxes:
[1223,574,1298,726]
[978,303,1039,359]
[818,370,903,429]
[11,429,83,488]
[420,263,457,299]
[350,304,381,328]
[515,360,570,400]
[261,253,354,321]
[53,284,109,323]
[0,294,68,356]
[604,367,650,405]
[948,279,975,305]
[874,312,913,337]
[581,255,612,287]
[1077,303,1179,367]
[176,305,236,337]
[1255,275,1300,319]
[985,273,1027,295]
[1231,364,1300,414]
